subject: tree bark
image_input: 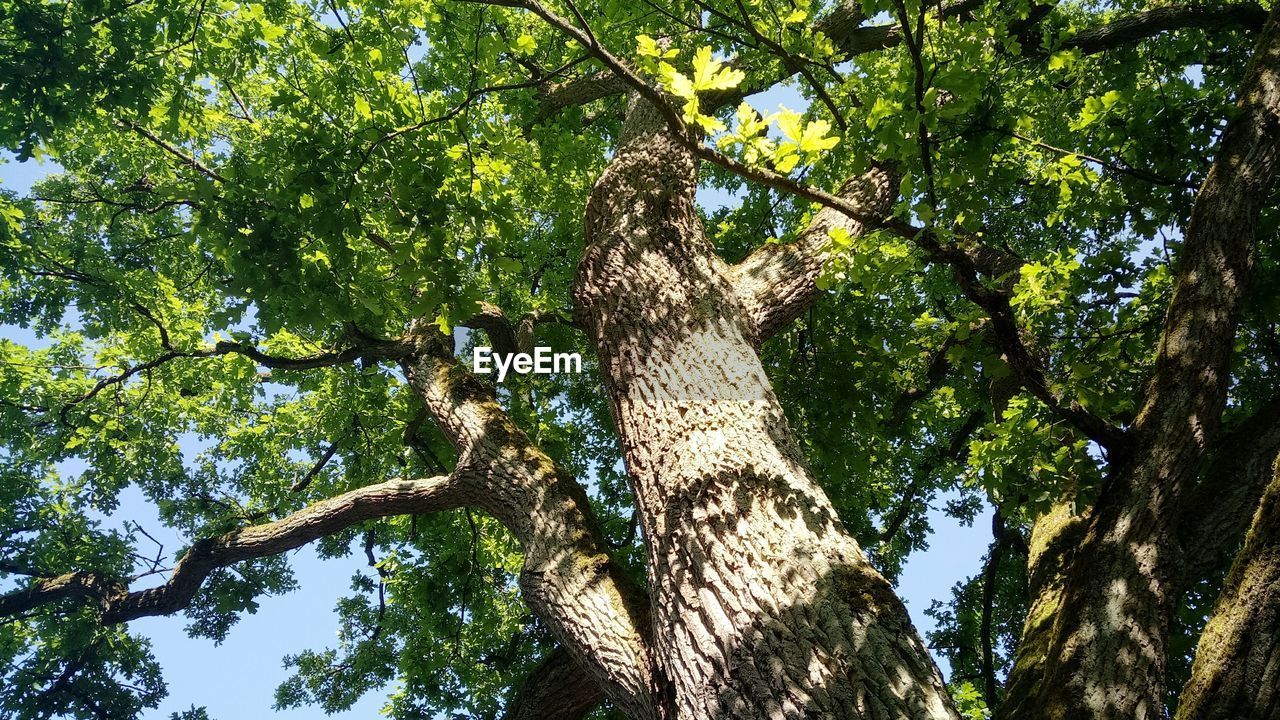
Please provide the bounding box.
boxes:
[1178,394,1280,588]
[1001,6,1280,718]
[729,165,897,343]
[572,96,958,720]
[400,333,657,720]
[501,646,605,720]
[1175,457,1280,720]
[0,474,465,623]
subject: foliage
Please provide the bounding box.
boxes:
[0,0,1276,716]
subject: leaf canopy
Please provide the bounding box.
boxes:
[1,0,1277,717]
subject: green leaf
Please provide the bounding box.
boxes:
[513,34,536,55]
[690,47,745,92]
[353,95,372,120]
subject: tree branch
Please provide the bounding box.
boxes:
[500,645,604,720]
[117,120,229,184]
[1000,9,1280,714]
[210,336,413,370]
[1177,394,1280,587]
[729,165,898,344]
[1174,455,1280,719]
[0,475,466,622]
[481,0,1125,450]
[1128,0,1280,493]
[888,332,962,429]
[918,232,1130,452]
[533,1,1265,124]
[291,438,343,493]
[462,301,522,356]
[1061,3,1267,56]
[879,409,985,545]
[58,336,412,421]
[399,322,657,720]
[979,509,1010,712]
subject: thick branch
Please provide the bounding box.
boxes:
[1174,456,1280,720]
[463,302,522,356]
[500,646,604,720]
[537,73,629,120]
[210,336,412,370]
[460,302,560,356]
[0,475,466,622]
[1061,3,1267,55]
[1129,0,1280,496]
[1178,395,1280,587]
[1001,8,1280,715]
[729,165,898,343]
[400,323,657,720]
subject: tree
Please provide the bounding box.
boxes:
[2,0,1279,717]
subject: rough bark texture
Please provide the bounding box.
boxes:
[501,646,605,720]
[573,96,957,720]
[729,165,897,343]
[1175,457,1280,720]
[400,332,655,720]
[1001,495,1089,716]
[1178,395,1280,588]
[1000,7,1280,718]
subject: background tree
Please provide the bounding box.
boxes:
[2,0,1280,718]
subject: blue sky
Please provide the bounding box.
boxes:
[1,136,992,717]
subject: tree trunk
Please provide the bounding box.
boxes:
[1175,457,1280,720]
[572,97,957,720]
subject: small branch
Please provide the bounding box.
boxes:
[992,126,1198,189]
[117,120,229,184]
[292,439,343,493]
[888,332,961,428]
[58,337,413,420]
[880,409,985,545]
[979,509,1010,712]
[60,350,203,423]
